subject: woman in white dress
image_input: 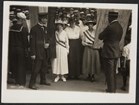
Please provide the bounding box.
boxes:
[51,20,69,82]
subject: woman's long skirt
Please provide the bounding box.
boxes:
[9,47,26,85]
[82,47,101,77]
[68,39,82,77]
[52,44,68,75]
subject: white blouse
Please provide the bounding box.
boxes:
[82,29,95,45]
[55,30,69,49]
[122,43,130,60]
[65,25,81,39]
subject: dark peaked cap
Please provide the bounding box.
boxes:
[38,13,48,18]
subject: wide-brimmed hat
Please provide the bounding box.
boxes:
[85,20,96,25]
[55,20,64,26]
[12,18,18,22]
[85,14,96,25]
[80,11,85,14]
[62,20,68,25]
[73,9,79,13]
[16,8,22,12]
[10,11,14,16]
[90,9,95,13]
[86,14,91,17]
[23,10,29,14]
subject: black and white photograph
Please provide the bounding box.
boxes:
[1,1,138,103]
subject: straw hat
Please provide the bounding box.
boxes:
[55,19,64,25]
[85,14,96,25]
[85,20,96,25]
[108,11,118,17]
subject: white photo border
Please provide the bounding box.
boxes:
[1,1,138,103]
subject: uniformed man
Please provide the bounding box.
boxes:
[29,13,51,90]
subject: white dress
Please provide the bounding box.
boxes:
[122,43,130,60]
[52,30,69,75]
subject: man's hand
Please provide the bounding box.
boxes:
[44,43,49,49]
[31,55,36,60]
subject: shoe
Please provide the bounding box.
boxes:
[40,82,51,86]
[67,76,72,80]
[9,85,18,88]
[90,75,95,82]
[61,76,66,82]
[121,86,126,91]
[29,85,38,90]
[18,85,25,89]
[67,75,75,80]
[90,77,95,82]
[105,89,110,92]
[74,76,80,80]
[54,76,60,82]
[105,89,116,93]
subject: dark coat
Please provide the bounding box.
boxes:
[30,24,49,59]
[9,24,29,49]
[9,24,29,85]
[99,21,123,58]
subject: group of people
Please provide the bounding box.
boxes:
[8,7,131,93]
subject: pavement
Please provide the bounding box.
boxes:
[7,71,129,93]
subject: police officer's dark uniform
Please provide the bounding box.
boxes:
[29,13,51,90]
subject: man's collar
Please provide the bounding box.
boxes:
[38,22,44,27]
[110,20,118,24]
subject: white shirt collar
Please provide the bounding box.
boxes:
[110,20,118,24]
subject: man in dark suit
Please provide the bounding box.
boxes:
[29,13,51,90]
[99,11,123,93]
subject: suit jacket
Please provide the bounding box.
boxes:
[99,20,123,58]
[30,24,49,59]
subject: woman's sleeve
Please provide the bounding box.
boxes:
[65,32,69,50]
[81,31,86,46]
[99,26,109,40]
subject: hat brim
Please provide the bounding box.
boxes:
[69,20,76,23]
[85,21,96,25]
[55,23,64,26]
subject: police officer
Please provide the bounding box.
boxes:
[29,13,51,90]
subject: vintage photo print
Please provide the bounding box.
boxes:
[1,1,138,103]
